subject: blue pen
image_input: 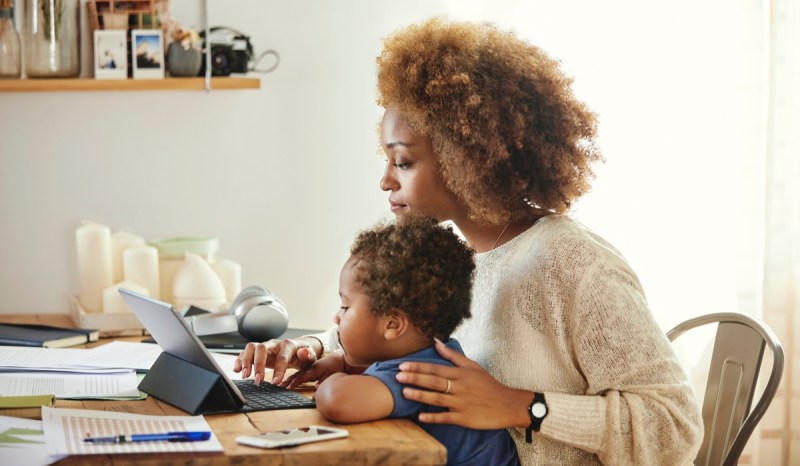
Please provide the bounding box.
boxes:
[84,431,211,444]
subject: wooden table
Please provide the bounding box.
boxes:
[1,314,447,466]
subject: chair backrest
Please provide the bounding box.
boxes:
[667,312,784,466]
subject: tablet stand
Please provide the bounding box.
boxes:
[139,351,242,415]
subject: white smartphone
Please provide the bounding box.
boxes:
[235,425,349,449]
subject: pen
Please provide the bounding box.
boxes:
[84,431,211,444]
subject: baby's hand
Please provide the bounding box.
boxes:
[281,352,346,390]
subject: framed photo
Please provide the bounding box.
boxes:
[94,30,127,80]
[131,29,165,79]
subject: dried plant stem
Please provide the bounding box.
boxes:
[39,0,65,41]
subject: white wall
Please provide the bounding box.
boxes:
[0,0,764,334]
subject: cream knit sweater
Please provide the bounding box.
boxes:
[452,215,702,465]
[315,215,702,464]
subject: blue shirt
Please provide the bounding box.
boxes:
[364,339,520,466]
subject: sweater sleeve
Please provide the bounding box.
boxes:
[302,326,340,356]
[538,259,703,465]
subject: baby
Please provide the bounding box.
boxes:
[284,216,519,465]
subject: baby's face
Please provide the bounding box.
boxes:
[334,257,385,365]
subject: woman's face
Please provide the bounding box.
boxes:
[379,107,462,222]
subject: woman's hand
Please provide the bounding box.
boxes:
[233,337,321,385]
[397,338,533,430]
[280,352,346,389]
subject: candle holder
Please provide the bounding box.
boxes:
[70,295,147,337]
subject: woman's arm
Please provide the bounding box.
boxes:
[559,263,703,465]
[398,269,703,465]
[315,373,394,424]
[233,326,339,385]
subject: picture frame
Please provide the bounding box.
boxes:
[94,30,127,80]
[131,29,165,79]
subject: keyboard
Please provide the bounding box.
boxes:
[233,379,316,412]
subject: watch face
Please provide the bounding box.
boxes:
[531,402,547,418]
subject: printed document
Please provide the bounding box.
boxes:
[42,406,223,455]
[0,370,140,398]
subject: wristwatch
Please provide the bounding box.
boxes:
[526,392,548,443]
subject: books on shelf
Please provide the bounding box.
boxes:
[0,323,99,349]
[0,394,55,419]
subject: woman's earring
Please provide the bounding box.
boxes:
[523,197,538,208]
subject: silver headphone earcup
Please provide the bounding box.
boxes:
[229,285,288,341]
[239,302,289,341]
[230,285,273,320]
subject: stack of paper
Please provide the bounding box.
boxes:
[0,342,164,399]
[0,341,243,400]
[0,341,162,372]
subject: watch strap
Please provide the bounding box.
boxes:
[526,392,547,443]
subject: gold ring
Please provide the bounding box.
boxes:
[443,379,452,394]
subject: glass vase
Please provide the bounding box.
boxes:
[22,0,79,78]
[0,6,21,78]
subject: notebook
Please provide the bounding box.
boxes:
[0,323,97,348]
[118,288,315,414]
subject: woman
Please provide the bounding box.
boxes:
[235,17,702,465]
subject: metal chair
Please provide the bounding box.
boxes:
[667,312,784,466]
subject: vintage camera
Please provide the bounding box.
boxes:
[198,27,254,76]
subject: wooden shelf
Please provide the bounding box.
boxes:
[0,77,261,92]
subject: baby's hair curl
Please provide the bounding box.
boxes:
[350,216,475,340]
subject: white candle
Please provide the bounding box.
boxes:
[76,222,113,313]
[103,281,149,314]
[212,258,242,306]
[110,230,144,284]
[149,237,220,306]
[173,252,227,311]
[157,258,182,306]
[123,244,161,300]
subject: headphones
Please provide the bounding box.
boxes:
[184,285,289,342]
[229,285,289,341]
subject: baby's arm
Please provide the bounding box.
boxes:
[314,373,393,423]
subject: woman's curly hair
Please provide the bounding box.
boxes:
[377,17,603,224]
[350,216,475,340]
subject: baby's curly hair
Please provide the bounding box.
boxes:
[350,216,475,340]
[377,17,603,224]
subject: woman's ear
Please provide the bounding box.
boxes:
[382,308,410,341]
